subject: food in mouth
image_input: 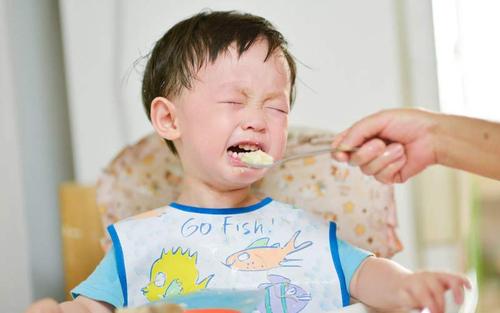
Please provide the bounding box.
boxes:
[241,150,274,167]
[227,143,274,167]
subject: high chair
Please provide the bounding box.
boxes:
[87,127,403,313]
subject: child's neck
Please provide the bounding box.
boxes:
[176,176,260,208]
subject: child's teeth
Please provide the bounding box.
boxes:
[238,144,259,151]
[232,152,238,158]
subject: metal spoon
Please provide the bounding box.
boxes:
[243,147,358,169]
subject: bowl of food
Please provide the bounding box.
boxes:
[117,289,263,313]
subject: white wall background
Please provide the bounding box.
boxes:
[1,0,73,310]
[1,0,441,310]
[0,1,33,311]
[433,0,500,120]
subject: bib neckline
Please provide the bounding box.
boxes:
[169,197,272,215]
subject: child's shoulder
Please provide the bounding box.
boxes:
[116,204,170,224]
[266,198,307,213]
[267,198,295,209]
[267,199,326,221]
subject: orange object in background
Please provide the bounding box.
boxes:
[59,183,104,299]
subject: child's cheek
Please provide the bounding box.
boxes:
[273,130,288,160]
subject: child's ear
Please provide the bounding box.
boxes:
[150,97,181,140]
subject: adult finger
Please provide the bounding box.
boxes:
[331,130,347,148]
[331,130,350,162]
[374,155,407,184]
[349,138,386,167]
[360,143,404,176]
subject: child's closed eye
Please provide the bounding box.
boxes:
[220,100,244,105]
[264,104,289,114]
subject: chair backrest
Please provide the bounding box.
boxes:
[96,127,402,257]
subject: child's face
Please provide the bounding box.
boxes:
[173,39,291,190]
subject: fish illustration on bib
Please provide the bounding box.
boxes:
[258,274,312,313]
[223,231,313,271]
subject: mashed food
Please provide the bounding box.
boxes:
[240,150,274,167]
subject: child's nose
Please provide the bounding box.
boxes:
[240,108,266,132]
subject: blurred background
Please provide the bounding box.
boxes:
[1,0,499,312]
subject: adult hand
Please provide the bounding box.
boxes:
[331,108,439,184]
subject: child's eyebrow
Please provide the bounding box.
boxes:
[216,82,250,98]
[263,91,288,101]
[217,82,287,100]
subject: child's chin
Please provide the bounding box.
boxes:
[228,167,266,186]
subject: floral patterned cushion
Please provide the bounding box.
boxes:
[96,128,402,257]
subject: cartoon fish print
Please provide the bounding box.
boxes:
[142,248,214,302]
[257,274,312,313]
[223,231,313,271]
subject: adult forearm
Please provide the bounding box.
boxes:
[435,113,500,179]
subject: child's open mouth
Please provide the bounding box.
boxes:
[227,143,263,160]
[227,142,274,167]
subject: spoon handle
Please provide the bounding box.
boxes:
[246,147,358,169]
[275,147,358,166]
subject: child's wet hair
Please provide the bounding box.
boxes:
[142,10,297,154]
